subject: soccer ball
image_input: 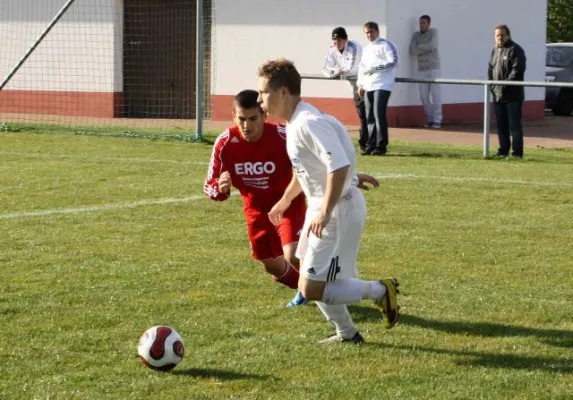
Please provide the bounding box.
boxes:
[137,326,185,371]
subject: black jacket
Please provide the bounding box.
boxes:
[488,40,527,102]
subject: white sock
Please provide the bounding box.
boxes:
[322,278,386,305]
[316,302,357,339]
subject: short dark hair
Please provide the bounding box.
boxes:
[257,58,301,96]
[495,24,511,36]
[420,15,431,23]
[233,90,260,110]
[363,21,379,32]
[332,26,348,40]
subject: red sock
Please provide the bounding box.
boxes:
[273,262,299,290]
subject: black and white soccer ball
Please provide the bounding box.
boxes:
[137,326,185,371]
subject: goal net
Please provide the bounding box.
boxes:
[0,0,213,136]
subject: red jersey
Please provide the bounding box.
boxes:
[204,122,305,217]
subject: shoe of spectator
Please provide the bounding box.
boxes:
[370,149,387,156]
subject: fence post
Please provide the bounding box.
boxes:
[483,84,491,157]
[195,0,204,141]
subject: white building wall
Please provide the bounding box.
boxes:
[213,0,546,106]
[387,0,546,106]
[0,0,121,92]
[213,0,387,98]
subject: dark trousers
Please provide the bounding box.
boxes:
[354,93,368,150]
[494,101,523,157]
[364,89,391,152]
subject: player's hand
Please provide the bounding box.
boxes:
[268,198,291,226]
[357,173,380,191]
[307,211,331,239]
[358,87,365,97]
[333,68,343,77]
[218,171,231,194]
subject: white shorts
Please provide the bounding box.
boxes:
[296,187,366,282]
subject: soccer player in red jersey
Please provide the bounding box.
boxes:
[204,89,378,307]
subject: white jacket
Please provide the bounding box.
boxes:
[357,37,399,91]
[322,39,362,78]
[322,39,362,91]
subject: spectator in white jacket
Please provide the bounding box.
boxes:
[322,27,368,151]
[357,21,398,156]
[410,15,442,128]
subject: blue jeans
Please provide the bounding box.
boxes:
[494,101,523,157]
[364,89,391,152]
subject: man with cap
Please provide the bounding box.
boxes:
[322,27,368,153]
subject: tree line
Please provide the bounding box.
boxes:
[547,0,573,43]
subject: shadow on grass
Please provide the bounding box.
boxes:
[374,151,573,164]
[347,304,382,322]
[401,314,573,348]
[381,152,473,160]
[172,367,276,381]
[368,342,573,373]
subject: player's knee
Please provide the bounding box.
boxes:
[299,278,325,301]
[282,244,299,269]
[260,259,283,276]
[285,254,299,269]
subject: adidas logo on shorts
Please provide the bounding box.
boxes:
[307,268,316,275]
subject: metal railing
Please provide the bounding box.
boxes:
[301,73,573,157]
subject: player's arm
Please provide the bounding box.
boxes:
[373,41,399,72]
[356,173,379,190]
[322,166,349,217]
[487,49,495,81]
[341,43,361,78]
[203,133,231,201]
[410,33,423,55]
[268,174,302,226]
[305,119,351,238]
[322,49,339,78]
[506,46,526,81]
[415,29,438,52]
[283,173,303,203]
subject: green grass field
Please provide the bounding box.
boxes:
[1,128,572,400]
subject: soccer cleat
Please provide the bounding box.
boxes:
[319,331,365,344]
[430,123,442,129]
[370,149,387,156]
[376,278,400,329]
[286,290,308,308]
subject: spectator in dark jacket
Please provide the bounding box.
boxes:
[488,24,527,158]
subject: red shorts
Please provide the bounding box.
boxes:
[246,196,305,261]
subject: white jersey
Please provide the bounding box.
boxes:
[357,37,399,92]
[286,101,358,210]
[322,39,362,91]
[322,39,362,78]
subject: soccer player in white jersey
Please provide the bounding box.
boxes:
[322,27,368,152]
[257,58,400,343]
